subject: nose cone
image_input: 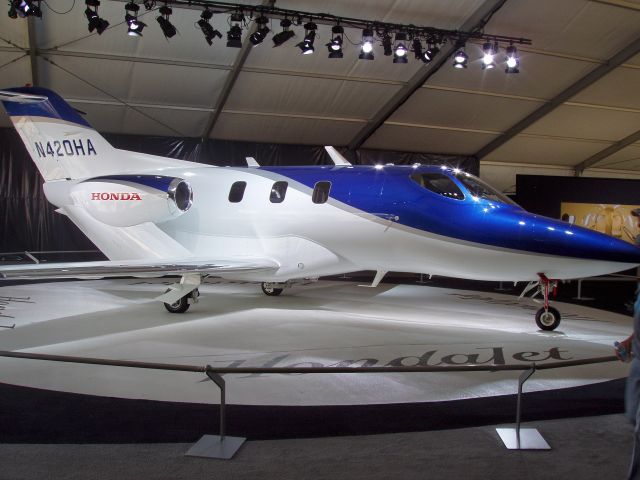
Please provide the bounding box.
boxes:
[519,213,640,265]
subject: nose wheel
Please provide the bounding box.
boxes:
[535,273,561,331]
[535,305,561,331]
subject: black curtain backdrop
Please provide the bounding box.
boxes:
[0,127,477,252]
[515,174,640,218]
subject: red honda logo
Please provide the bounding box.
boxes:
[91,192,142,201]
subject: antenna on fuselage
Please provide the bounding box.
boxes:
[246,157,260,167]
[324,146,351,166]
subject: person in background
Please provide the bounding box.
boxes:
[616,207,640,479]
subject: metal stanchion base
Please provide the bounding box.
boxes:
[185,435,246,459]
[496,428,550,450]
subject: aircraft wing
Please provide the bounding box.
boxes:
[0,257,279,280]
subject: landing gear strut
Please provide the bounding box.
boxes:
[534,274,561,331]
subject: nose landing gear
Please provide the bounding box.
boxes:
[521,273,561,331]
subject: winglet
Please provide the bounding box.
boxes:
[324,146,351,166]
[246,157,260,167]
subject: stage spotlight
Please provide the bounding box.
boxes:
[358,28,374,60]
[13,0,41,17]
[505,45,520,73]
[326,25,343,58]
[423,44,439,63]
[296,21,317,55]
[249,16,269,46]
[125,2,146,37]
[143,0,154,10]
[226,11,244,48]
[197,8,221,45]
[453,47,468,68]
[412,37,423,60]
[197,9,221,46]
[482,41,497,70]
[393,32,408,64]
[85,0,109,35]
[272,18,294,47]
[156,5,176,39]
[382,31,392,56]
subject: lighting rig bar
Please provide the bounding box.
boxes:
[8,0,532,71]
[138,0,532,47]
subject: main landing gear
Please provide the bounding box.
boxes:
[163,288,199,313]
[261,282,284,296]
[521,273,561,331]
[157,273,202,314]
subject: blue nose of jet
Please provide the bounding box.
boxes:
[514,212,640,265]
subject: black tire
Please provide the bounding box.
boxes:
[535,306,561,331]
[164,295,190,313]
[261,283,284,296]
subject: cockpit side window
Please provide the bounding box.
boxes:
[454,173,518,207]
[410,173,464,200]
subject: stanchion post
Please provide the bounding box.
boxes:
[496,364,550,450]
[185,366,246,459]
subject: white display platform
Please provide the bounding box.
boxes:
[0,279,630,406]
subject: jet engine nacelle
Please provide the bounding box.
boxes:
[71,175,193,227]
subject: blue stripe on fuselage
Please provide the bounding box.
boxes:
[260,165,640,264]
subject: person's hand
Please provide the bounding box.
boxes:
[616,336,633,362]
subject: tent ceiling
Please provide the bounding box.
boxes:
[0,0,639,175]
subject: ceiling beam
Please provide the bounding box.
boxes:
[200,0,274,140]
[27,16,39,86]
[475,35,640,160]
[38,49,231,72]
[574,129,640,175]
[346,0,508,152]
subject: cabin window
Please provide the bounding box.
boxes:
[228,181,247,203]
[270,181,288,203]
[411,173,464,200]
[312,181,331,204]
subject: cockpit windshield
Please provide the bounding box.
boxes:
[453,171,519,207]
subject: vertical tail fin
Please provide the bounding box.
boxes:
[0,87,119,181]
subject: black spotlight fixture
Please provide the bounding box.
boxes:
[156,4,177,39]
[197,9,221,46]
[12,0,41,17]
[226,11,244,48]
[505,44,520,73]
[358,28,374,60]
[296,21,317,55]
[85,0,109,35]
[393,32,408,64]
[142,0,155,10]
[412,36,423,60]
[482,41,498,70]
[382,30,392,56]
[423,42,440,63]
[125,2,146,37]
[249,15,270,46]
[272,18,294,47]
[326,25,343,58]
[453,46,468,68]
[8,1,18,18]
